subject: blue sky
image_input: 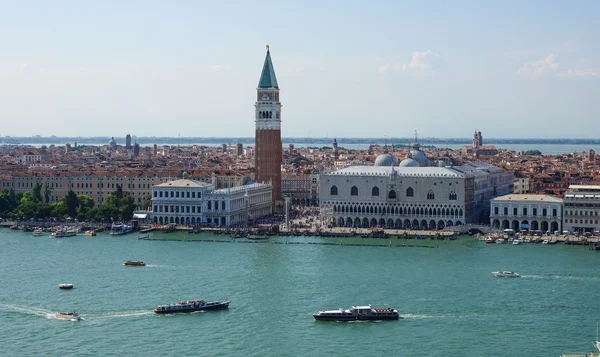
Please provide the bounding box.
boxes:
[0,0,598,138]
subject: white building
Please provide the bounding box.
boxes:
[18,153,42,164]
[513,178,531,194]
[563,185,600,233]
[151,179,272,226]
[490,194,562,232]
[282,173,319,206]
[319,166,475,229]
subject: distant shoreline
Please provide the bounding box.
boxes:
[3,136,600,146]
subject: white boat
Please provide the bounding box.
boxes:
[33,229,43,236]
[59,283,73,289]
[110,223,133,235]
[492,270,521,278]
[55,312,81,321]
[512,239,522,245]
[50,229,77,238]
[542,239,549,245]
[495,238,505,244]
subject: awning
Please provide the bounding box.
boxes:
[133,213,148,219]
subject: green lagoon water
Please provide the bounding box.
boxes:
[1,229,599,357]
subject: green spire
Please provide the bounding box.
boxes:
[258,47,279,89]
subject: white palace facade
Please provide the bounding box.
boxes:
[319,166,475,229]
[150,179,272,226]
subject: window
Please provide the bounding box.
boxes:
[372,186,379,196]
[330,186,338,196]
[388,190,397,199]
[427,191,435,200]
[154,191,157,197]
[208,201,212,210]
[504,207,508,215]
[494,207,499,215]
[523,208,528,215]
[542,208,547,216]
[533,208,537,216]
[449,191,457,200]
[553,208,557,217]
[513,207,518,215]
[351,186,358,196]
[406,187,414,197]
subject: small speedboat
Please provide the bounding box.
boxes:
[55,312,81,321]
[123,260,145,266]
[59,283,73,289]
[85,230,96,237]
[33,229,43,236]
[492,270,520,278]
[542,239,549,245]
[495,238,505,244]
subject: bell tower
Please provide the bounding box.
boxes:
[255,45,282,211]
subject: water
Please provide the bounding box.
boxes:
[1,230,599,357]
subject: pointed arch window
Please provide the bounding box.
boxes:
[351,186,358,196]
[449,191,457,200]
[406,187,414,197]
[427,191,435,200]
[330,185,338,196]
[388,190,397,199]
[372,186,379,196]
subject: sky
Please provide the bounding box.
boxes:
[0,0,599,139]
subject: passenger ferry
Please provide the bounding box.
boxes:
[123,260,145,266]
[154,300,230,314]
[33,228,43,236]
[110,223,133,235]
[313,305,401,321]
[50,229,78,238]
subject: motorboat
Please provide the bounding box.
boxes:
[313,305,401,321]
[55,312,81,321]
[110,223,133,235]
[542,239,549,245]
[85,230,96,237]
[492,270,521,278]
[154,300,230,314]
[33,228,43,236]
[512,239,522,245]
[59,283,73,289]
[123,260,145,266]
[495,238,505,244]
[50,229,77,238]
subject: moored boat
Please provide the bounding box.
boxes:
[154,300,230,314]
[33,228,43,236]
[85,230,96,237]
[110,223,133,235]
[55,312,81,321]
[123,260,145,266]
[59,283,73,289]
[313,305,401,321]
[492,270,520,278]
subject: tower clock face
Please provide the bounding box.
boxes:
[262,93,269,101]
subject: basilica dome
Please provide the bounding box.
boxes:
[399,157,419,167]
[409,140,430,167]
[374,153,399,167]
[108,137,117,148]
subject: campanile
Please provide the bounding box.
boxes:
[255,46,282,211]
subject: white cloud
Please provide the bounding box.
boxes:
[378,63,390,74]
[557,68,600,79]
[517,54,559,78]
[378,51,439,76]
[211,65,222,72]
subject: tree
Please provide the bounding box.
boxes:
[65,190,79,217]
[32,182,43,203]
[44,183,52,203]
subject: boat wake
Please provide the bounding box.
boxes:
[144,264,171,269]
[0,303,55,319]
[402,312,480,320]
[521,274,597,281]
[83,310,154,319]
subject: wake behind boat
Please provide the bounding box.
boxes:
[313,305,401,321]
[492,270,521,278]
[154,300,230,314]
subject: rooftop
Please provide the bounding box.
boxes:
[329,166,465,178]
[492,194,563,203]
[155,179,213,188]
